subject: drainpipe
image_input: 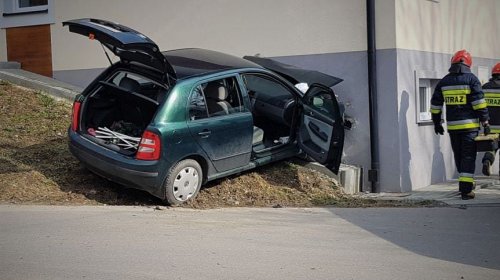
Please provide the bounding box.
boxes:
[366,0,379,192]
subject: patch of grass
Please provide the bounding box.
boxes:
[36,90,56,107]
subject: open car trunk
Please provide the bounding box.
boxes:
[80,71,167,156]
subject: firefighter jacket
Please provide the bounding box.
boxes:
[430,64,489,133]
[483,77,500,133]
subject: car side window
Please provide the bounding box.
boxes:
[307,89,337,119]
[189,77,245,119]
[242,74,293,102]
[189,85,209,120]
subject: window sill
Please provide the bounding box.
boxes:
[3,9,48,17]
[417,121,434,126]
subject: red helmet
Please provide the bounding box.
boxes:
[451,50,472,67]
[492,63,500,75]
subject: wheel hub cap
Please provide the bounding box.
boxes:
[173,167,199,201]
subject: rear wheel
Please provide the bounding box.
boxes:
[163,159,202,205]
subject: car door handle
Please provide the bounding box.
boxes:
[308,122,328,142]
[198,130,211,138]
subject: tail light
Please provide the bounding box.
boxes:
[71,101,82,131]
[136,130,161,160]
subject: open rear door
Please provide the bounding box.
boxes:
[63,18,176,82]
[298,84,344,174]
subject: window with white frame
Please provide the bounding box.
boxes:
[416,78,440,123]
[414,70,444,124]
[418,79,432,122]
[3,0,48,15]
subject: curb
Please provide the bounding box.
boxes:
[0,69,82,101]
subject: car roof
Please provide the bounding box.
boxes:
[162,48,262,80]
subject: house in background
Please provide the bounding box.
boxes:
[0,0,53,76]
[1,0,499,193]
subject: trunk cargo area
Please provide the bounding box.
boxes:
[80,72,167,155]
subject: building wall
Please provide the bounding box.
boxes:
[375,0,396,50]
[395,50,499,191]
[390,0,500,191]
[374,49,400,191]
[396,0,500,59]
[51,0,369,72]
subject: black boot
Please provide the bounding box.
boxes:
[482,160,491,176]
[461,191,475,200]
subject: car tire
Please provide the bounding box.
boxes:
[163,159,202,206]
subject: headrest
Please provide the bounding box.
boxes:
[205,83,228,101]
[119,77,140,93]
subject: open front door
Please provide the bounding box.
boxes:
[298,84,344,174]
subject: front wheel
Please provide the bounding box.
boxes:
[163,159,202,206]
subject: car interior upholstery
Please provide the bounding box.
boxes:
[205,82,232,116]
[243,74,295,150]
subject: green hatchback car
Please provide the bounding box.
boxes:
[65,18,345,205]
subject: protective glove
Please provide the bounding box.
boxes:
[483,123,491,136]
[434,123,444,135]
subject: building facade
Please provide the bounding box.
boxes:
[1,0,499,192]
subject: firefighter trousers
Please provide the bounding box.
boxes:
[449,131,478,194]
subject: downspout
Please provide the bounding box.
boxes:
[366,0,380,192]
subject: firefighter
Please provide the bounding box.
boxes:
[481,63,500,176]
[431,50,490,200]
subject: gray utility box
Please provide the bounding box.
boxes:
[301,161,362,194]
[335,164,362,194]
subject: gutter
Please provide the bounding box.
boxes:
[366,0,380,192]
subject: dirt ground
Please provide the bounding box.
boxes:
[0,81,433,208]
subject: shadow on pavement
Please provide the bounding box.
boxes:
[328,207,500,270]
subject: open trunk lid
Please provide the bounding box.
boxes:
[243,56,343,88]
[63,18,176,83]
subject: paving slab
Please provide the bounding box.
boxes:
[360,176,500,207]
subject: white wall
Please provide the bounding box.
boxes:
[375,0,396,50]
[396,0,500,59]
[51,0,369,71]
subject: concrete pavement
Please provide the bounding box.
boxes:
[0,205,499,280]
[360,176,500,207]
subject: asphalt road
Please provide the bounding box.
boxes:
[1,205,499,280]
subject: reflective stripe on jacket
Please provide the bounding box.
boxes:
[430,64,489,133]
[483,78,500,130]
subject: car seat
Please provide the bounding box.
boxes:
[119,77,141,93]
[205,82,232,116]
[118,77,145,126]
